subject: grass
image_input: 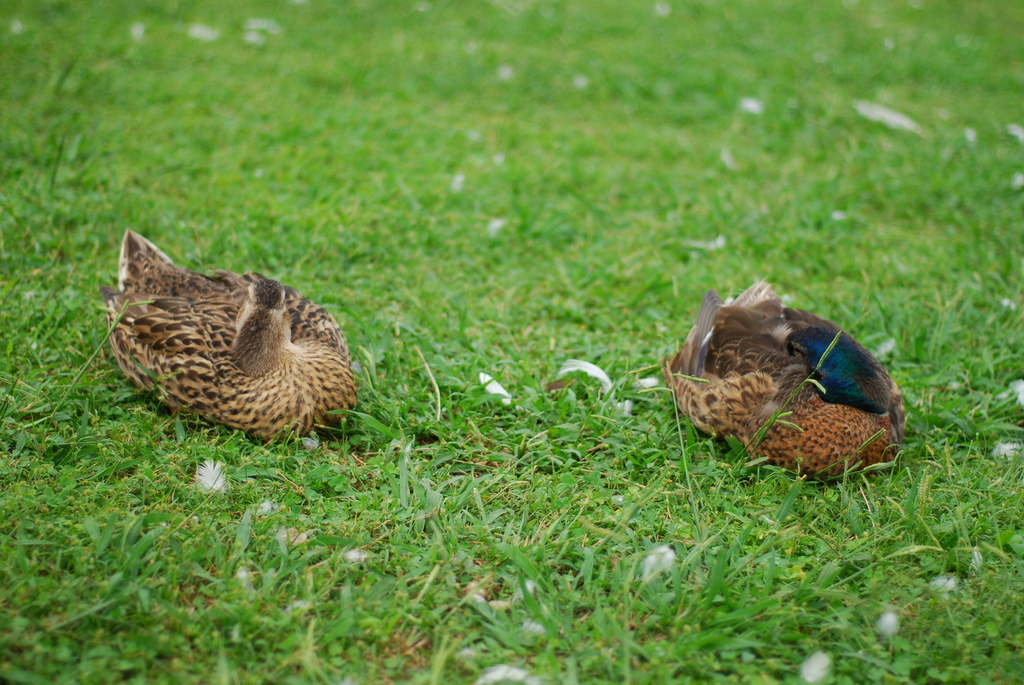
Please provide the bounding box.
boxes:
[1,0,1024,682]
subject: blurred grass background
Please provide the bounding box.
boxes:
[2,0,1024,683]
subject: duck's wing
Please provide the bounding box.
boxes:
[664,282,808,441]
[666,281,788,380]
[102,288,237,403]
[118,230,228,299]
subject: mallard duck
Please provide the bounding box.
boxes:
[100,230,357,439]
[663,281,904,476]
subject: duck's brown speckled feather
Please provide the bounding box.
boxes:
[664,281,904,476]
[102,230,356,439]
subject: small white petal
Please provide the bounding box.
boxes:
[243,31,266,45]
[800,652,831,683]
[1007,124,1024,144]
[465,40,479,54]
[991,442,1022,458]
[884,38,895,50]
[611,494,625,505]
[195,460,228,493]
[573,75,589,90]
[245,18,281,34]
[854,101,922,134]
[685,235,726,250]
[875,611,899,639]
[874,338,897,357]
[654,2,672,17]
[497,65,514,81]
[521,620,545,635]
[479,372,512,405]
[450,173,465,192]
[831,210,847,220]
[10,20,24,34]
[416,2,431,12]
[131,23,145,42]
[642,544,675,580]
[493,152,505,164]
[964,128,977,144]
[487,218,506,237]
[1012,172,1024,190]
[813,52,828,63]
[999,297,1016,309]
[465,129,482,142]
[557,360,614,394]
[187,24,220,41]
[739,97,763,115]
[720,148,736,169]
[971,547,983,573]
[344,549,369,563]
[474,665,540,685]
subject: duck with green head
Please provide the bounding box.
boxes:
[663,281,905,476]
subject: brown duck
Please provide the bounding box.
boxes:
[100,230,357,439]
[663,282,904,476]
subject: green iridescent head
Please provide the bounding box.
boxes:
[787,326,891,415]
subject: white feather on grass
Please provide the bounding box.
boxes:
[245,18,281,34]
[195,460,227,493]
[875,611,899,639]
[854,101,922,134]
[991,442,1022,458]
[685,235,726,250]
[739,97,763,115]
[235,567,254,591]
[187,24,220,41]
[256,500,279,515]
[479,373,512,405]
[344,549,369,563]
[521,620,545,636]
[1007,124,1024,144]
[874,338,897,357]
[800,652,831,683]
[1009,380,1024,407]
[557,360,613,394]
[929,575,957,597]
[487,218,506,237]
[642,545,675,581]
[474,665,541,685]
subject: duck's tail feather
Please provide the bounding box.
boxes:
[119,229,174,291]
[729,280,779,308]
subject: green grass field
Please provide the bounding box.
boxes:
[2,0,1024,682]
